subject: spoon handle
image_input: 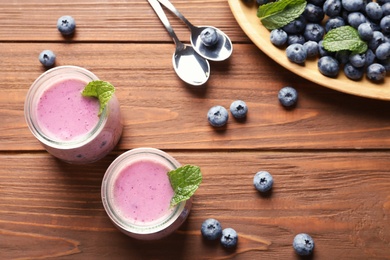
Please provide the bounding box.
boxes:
[148,0,184,50]
[156,0,194,29]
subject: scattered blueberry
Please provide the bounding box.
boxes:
[201,218,223,241]
[278,86,298,107]
[318,56,340,77]
[293,233,315,256]
[57,15,76,36]
[200,28,219,47]
[286,43,307,64]
[230,100,248,119]
[253,171,274,192]
[207,105,229,127]
[38,50,56,67]
[220,228,238,248]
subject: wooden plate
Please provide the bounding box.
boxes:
[228,0,390,101]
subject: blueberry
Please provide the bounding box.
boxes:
[367,63,387,81]
[287,34,306,45]
[57,15,76,36]
[376,42,390,60]
[348,12,367,29]
[318,56,340,77]
[318,40,333,57]
[282,16,307,34]
[200,28,219,47]
[366,2,383,21]
[253,171,274,192]
[323,0,342,17]
[207,105,229,127]
[286,43,307,63]
[379,57,390,72]
[303,23,325,42]
[201,218,223,241]
[365,49,376,66]
[303,3,325,23]
[349,52,366,67]
[230,100,248,119]
[341,0,365,12]
[335,50,351,64]
[278,86,298,107]
[304,40,319,58]
[380,15,390,34]
[383,3,390,16]
[38,50,56,67]
[368,31,386,51]
[358,22,374,41]
[220,228,238,248]
[293,233,315,256]
[344,62,364,80]
[270,29,288,47]
[325,16,345,32]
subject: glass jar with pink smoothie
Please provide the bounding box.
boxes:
[101,147,192,240]
[24,65,123,164]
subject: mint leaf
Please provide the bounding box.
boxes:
[323,26,368,54]
[81,80,115,116]
[257,0,307,30]
[168,165,202,207]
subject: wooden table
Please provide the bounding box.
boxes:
[1,1,390,259]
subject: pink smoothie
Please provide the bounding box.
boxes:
[37,78,100,141]
[112,159,174,224]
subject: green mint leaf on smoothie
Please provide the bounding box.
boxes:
[168,165,202,207]
[323,26,368,54]
[81,80,115,116]
[257,0,306,30]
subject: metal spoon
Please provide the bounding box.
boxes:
[148,0,210,86]
[157,0,233,61]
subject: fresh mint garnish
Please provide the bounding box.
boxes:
[168,165,202,207]
[257,0,307,30]
[323,26,368,54]
[81,80,115,116]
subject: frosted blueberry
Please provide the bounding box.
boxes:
[57,15,76,35]
[366,2,383,21]
[253,171,274,192]
[358,23,374,41]
[341,0,365,12]
[344,62,364,80]
[38,50,56,67]
[367,63,386,81]
[303,3,325,23]
[278,86,298,107]
[335,50,350,64]
[376,42,390,60]
[201,218,223,241]
[323,0,342,17]
[207,105,229,127]
[270,29,288,47]
[282,16,306,34]
[230,100,248,119]
[293,233,315,256]
[303,23,325,42]
[380,15,390,34]
[286,43,307,63]
[365,49,376,67]
[304,40,319,58]
[383,3,390,16]
[220,228,238,248]
[325,16,345,32]
[348,12,367,29]
[349,52,366,67]
[318,56,340,77]
[368,31,386,51]
[287,34,306,45]
[200,28,219,47]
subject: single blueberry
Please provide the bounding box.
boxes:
[200,27,219,47]
[282,16,307,34]
[365,49,376,67]
[207,105,229,127]
[318,56,340,77]
[383,3,390,16]
[278,86,298,107]
[367,63,387,81]
[335,50,351,64]
[38,50,56,67]
[293,233,315,256]
[286,43,307,64]
[348,12,367,29]
[358,22,374,41]
[366,2,383,21]
[253,171,274,192]
[341,0,365,12]
[303,3,325,23]
[325,16,345,32]
[230,100,248,119]
[57,15,76,36]
[287,34,306,45]
[349,52,366,67]
[201,218,223,241]
[380,15,390,34]
[368,31,386,51]
[270,29,288,47]
[376,42,390,60]
[303,23,325,42]
[220,228,238,248]
[323,0,342,17]
[344,62,364,80]
[304,40,319,58]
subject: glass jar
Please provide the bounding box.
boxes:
[24,65,123,164]
[101,147,192,240]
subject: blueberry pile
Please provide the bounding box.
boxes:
[259,0,390,82]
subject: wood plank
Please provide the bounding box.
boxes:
[2,43,390,151]
[0,151,389,259]
[0,0,248,43]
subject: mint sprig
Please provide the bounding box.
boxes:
[323,26,368,54]
[81,80,115,116]
[168,165,202,207]
[257,0,307,30]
